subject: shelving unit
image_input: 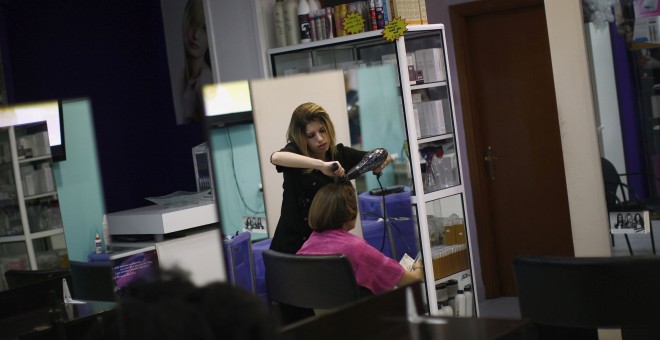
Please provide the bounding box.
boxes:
[0,121,67,290]
[268,24,476,315]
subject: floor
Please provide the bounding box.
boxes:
[476,224,657,320]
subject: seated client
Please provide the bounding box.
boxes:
[297,182,424,294]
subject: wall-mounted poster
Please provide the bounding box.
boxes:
[609,210,651,234]
[161,0,214,125]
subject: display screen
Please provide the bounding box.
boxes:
[202,80,253,126]
[111,249,160,297]
[0,99,66,161]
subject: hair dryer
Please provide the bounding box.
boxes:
[346,148,389,180]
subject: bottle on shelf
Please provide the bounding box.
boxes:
[307,0,319,42]
[368,0,377,31]
[325,7,335,39]
[308,0,321,11]
[375,0,385,29]
[446,279,458,311]
[284,0,300,45]
[441,300,453,316]
[464,284,474,317]
[455,289,466,317]
[309,9,318,41]
[273,0,287,47]
[297,0,312,43]
[95,233,102,254]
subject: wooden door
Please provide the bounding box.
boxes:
[450,0,574,298]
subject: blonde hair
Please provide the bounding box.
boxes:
[182,0,206,35]
[308,182,358,232]
[286,102,337,159]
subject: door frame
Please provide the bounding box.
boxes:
[449,0,611,298]
[451,0,551,298]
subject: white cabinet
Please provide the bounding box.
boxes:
[0,121,67,290]
[107,204,226,286]
[268,24,475,315]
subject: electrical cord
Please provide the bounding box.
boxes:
[375,174,400,255]
[226,127,264,215]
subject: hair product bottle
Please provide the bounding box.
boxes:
[455,290,466,317]
[446,279,458,311]
[284,0,300,45]
[464,284,474,317]
[273,0,287,47]
[441,300,453,317]
[297,0,312,43]
[325,7,335,39]
[95,233,102,254]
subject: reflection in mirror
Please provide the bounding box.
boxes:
[0,114,68,291]
[425,194,471,312]
[347,65,410,192]
[204,66,421,309]
[203,81,267,241]
[586,2,660,259]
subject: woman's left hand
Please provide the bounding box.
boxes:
[372,154,393,175]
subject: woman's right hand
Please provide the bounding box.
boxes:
[321,161,345,178]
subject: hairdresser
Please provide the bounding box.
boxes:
[269,102,392,255]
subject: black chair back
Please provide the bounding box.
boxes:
[513,255,660,334]
[69,261,116,302]
[4,268,71,290]
[601,157,626,207]
[262,250,369,310]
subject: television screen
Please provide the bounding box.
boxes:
[111,248,160,297]
[0,99,66,161]
[202,80,253,126]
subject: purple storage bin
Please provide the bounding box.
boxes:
[223,231,256,294]
[358,186,414,221]
[251,238,272,305]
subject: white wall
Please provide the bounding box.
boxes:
[204,0,269,82]
[585,23,627,175]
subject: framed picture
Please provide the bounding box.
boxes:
[609,210,650,234]
[161,0,214,125]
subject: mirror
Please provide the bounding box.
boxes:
[586,3,659,256]
[204,66,421,304]
[0,0,214,293]
[205,66,411,238]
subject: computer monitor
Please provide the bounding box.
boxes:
[0,99,66,161]
[192,142,215,201]
[202,80,252,126]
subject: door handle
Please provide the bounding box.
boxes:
[484,146,498,181]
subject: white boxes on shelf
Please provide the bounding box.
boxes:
[414,48,446,83]
[413,100,447,137]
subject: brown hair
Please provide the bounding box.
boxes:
[286,102,337,160]
[308,182,358,232]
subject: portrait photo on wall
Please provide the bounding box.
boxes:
[609,210,650,234]
[242,216,267,235]
[161,0,214,125]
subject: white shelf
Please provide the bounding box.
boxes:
[411,81,448,90]
[107,201,219,236]
[411,185,465,204]
[418,133,455,144]
[267,24,475,317]
[434,268,473,289]
[0,122,65,272]
[18,154,51,164]
[0,234,26,243]
[30,228,64,240]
